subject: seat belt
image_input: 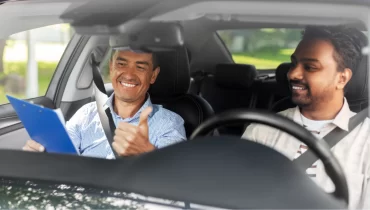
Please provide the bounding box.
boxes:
[91,54,118,158]
[294,107,368,169]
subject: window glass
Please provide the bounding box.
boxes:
[217,28,302,69]
[0,24,74,105]
[101,49,111,84]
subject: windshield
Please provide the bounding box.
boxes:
[0,0,368,209]
[0,178,195,209]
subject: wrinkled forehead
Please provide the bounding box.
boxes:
[112,48,153,61]
[293,38,336,61]
[113,46,151,54]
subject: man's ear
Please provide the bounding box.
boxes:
[337,68,353,90]
[150,67,160,84]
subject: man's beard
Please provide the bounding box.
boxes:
[289,80,312,107]
[289,80,336,108]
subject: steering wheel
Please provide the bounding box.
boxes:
[190,109,349,204]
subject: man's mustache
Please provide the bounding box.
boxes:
[289,80,308,87]
[117,76,139,84]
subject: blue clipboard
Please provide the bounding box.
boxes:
[6,95,78,155]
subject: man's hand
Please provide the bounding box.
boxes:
[23,140,45,152]
[112,107,155,156]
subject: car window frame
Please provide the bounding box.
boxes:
[0,33,85,133]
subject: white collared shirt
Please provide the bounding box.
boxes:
[242,98,370,209]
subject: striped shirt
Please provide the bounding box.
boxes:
[242,98,370,209]
[66,93,187,159]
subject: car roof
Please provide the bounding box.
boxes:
[0,0,368,39]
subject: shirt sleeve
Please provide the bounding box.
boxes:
[65,105,89,153]
[241,123,260,142]
[153,113,187,149]
[241,108,294,145]
[361,148,370,209]
[241,123,278,146]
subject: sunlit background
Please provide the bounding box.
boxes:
[218,28,301,69]
[0,24,73,104]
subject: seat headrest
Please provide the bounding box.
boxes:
[275,63,291,86]
[149,47,190,98]
[345,56,368,102]
[215,64,257,89]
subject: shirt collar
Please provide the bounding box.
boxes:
[293,97,354,131]
[105,92,154,120]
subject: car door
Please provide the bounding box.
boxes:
[0,24,89,151]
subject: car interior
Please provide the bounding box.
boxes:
[0,0,369,209]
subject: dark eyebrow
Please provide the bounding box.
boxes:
[136,61,149,66]
[116,56,149,66]
[290,55,296,61]
[116,57,128,62]
[291,55,319,63]
[300,58,320,62]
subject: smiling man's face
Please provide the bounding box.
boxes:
[109,50,160,104]
[288,38,343,108]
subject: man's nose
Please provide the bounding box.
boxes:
[121,65,136,77]
[287,63,303,81]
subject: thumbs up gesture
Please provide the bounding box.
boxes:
[112,107,155,156]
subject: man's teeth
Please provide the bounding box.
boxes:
[292,86,305,90]
[120,82,136,87]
